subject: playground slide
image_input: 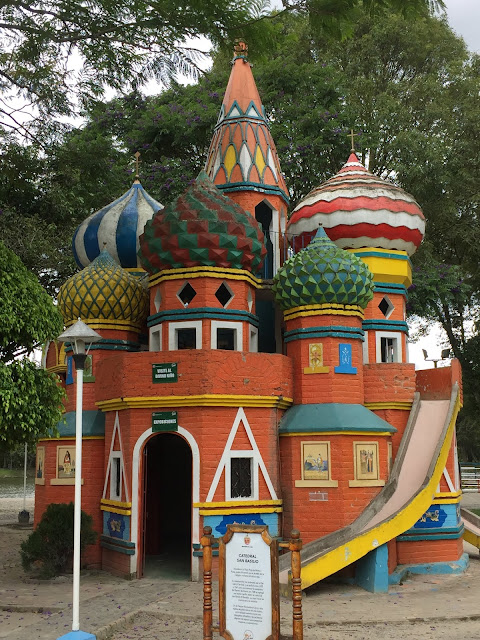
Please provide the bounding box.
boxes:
[279,384,461,589]
[462,508,480,549]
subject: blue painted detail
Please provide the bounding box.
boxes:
[355,544,389,593]
[389,553,469,584]
[54,411,105,438]
[100,540,135,555]
[65,340,140,353]
[401,525,463,536]
[374,282,407,295]
[285,331,364,343]
[216,182,290,203]
[224,99,263,121]
[103,512,130,540]
[56,630,96,640]
[335,343,357,374]
[396,530,463,542]
[147,307,259,328]
[203,512,279,537]
[280,403,397,434]
[83,191,129,263]
[116,185,140,269]
[100,534,134,548]
[362,320,408,332]
[413,503,459,529]
[352,250,411,263]
[413,507,448,529]
[66,356,74,385]
[284,326,364,344]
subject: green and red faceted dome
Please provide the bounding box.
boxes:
[287,153,425,256]
[138,172,267,273]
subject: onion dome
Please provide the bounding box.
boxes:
[138,171,267,274]
[273,227,374,310]
[204,41,289,203]
[287,153,425,256]
[72,180,163,269]
[58,248,148,328]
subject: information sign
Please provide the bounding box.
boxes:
[152,362,178,383]
[152,411,178,432]
[219,524,279,640]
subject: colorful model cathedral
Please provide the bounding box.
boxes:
[38,43,465,591]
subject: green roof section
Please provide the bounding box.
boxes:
[273,227,374,310]
[279,403,397,434]
[55,410,105,437]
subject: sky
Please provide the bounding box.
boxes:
[444,0,480,52]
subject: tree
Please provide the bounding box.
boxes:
[0,0,443,142]
[0,241,65,447]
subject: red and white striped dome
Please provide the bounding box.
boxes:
[287,153,425,256]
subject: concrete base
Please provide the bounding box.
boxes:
[355,544,389,593]
[56,631,96,640]
[389,551,469,585]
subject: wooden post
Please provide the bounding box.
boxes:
[290,529,303,640]
[201,526,213,640]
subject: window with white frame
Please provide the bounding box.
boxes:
[210,320,243,351]
[168,321,202,350]
[149,326,162,352]
[375,331,403,363]
[110,453,122,500]
[226,451,258,500]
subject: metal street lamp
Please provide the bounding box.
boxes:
[57,319,101,640]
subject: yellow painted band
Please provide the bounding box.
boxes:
[463,528,480,548]
[280,431,393,437]
[97,394,293,411]
[349,252,412,288]
[194,499,282,509]
[100,505,132,515]
[284,304,364,321]
[101,499,132,508]
[199,507,282,516]
[149,266,261,289]
[432,497,461,504]
[435,490,462,498]
[365,402,413,411]
[37,436,104,441]
[300,390,461,589]
[47,365,67,373]
[64,318,142,331]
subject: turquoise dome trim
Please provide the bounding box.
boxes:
[279,403,397,434]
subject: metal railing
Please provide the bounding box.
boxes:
[460,463,480,492]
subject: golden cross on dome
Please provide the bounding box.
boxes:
[134,151,141,179]
[348,129,360,153]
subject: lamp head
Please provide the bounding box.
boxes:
[57,318,102,355]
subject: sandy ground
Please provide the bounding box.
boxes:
[2,495,480,639]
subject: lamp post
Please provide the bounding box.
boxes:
[57,319,101,640]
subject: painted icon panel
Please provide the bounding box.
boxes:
[302,442,330,481]
[354,442,379,481]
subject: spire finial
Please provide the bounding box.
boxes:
[134,151,141,182]
[348,129,360,153]
[233,39,248,62]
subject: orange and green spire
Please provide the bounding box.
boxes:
[205,41,289,204]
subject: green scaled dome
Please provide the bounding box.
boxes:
[273,227,374,310]
[138,171,267,273]
[58,248,148,329]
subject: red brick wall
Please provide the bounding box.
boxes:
[280,434,390,542]
[101,548,132,577]
[396,537,463,565]
[416,360,463,402]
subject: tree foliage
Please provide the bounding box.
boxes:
[0,241,65,447]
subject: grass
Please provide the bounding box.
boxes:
[0,468,34,479]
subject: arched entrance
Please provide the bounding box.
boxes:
[141,433,192,578]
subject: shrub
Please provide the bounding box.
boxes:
[21,502,97,578]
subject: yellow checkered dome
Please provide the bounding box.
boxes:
[58,248,148,329]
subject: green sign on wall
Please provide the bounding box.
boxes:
[152,362,178,383]
[152,411,178,433]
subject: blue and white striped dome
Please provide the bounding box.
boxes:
[72,180,163,269]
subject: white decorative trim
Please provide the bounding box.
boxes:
[102,412,129,503]
[210,320,243,352]
[443,467,455,493]
[168,320,202,350]
[375,331,403,363]
[362,331,369,364]
[149,325,162,352]
[249,327,258,353]
[130,426,200,580]
[453,432,461,491]
[206,407,277,503]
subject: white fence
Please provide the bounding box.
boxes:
[460,464,480,492]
